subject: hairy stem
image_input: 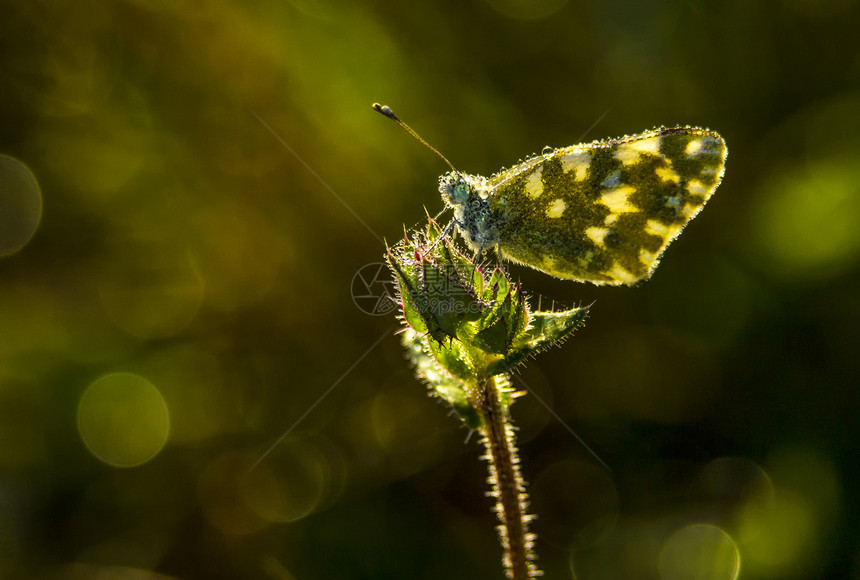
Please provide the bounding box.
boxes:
[475,376,539,579]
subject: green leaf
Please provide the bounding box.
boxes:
[402,328,481,430]
[488,306,590,376]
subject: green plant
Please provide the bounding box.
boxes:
[386,219,589,579]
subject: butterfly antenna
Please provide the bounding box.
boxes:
[373,104,457,173]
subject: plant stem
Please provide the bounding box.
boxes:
[475,376,539,579]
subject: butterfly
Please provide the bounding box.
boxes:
[375,104,727,285]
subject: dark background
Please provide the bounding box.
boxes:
[1,1,858,579]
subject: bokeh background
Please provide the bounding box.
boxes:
[1,1,859,578]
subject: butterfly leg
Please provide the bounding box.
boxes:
[469,240,486,283]
[422,219,456,256]
[491,241,510,277]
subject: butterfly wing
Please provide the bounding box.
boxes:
[488,128,727,284]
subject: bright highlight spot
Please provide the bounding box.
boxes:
[752,155,860,279]
[561,149,590,180]
[0,155,42,257]
[659,524,740,580]
[547,198,567,218]
[525,167,543,197]
[685,139,704,155]
[77,373,170,467]
[740,490,815,572]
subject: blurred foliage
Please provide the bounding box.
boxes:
[0,0,859,579]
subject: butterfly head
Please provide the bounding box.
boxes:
[438,171,499,254]
[439,171,489,206]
